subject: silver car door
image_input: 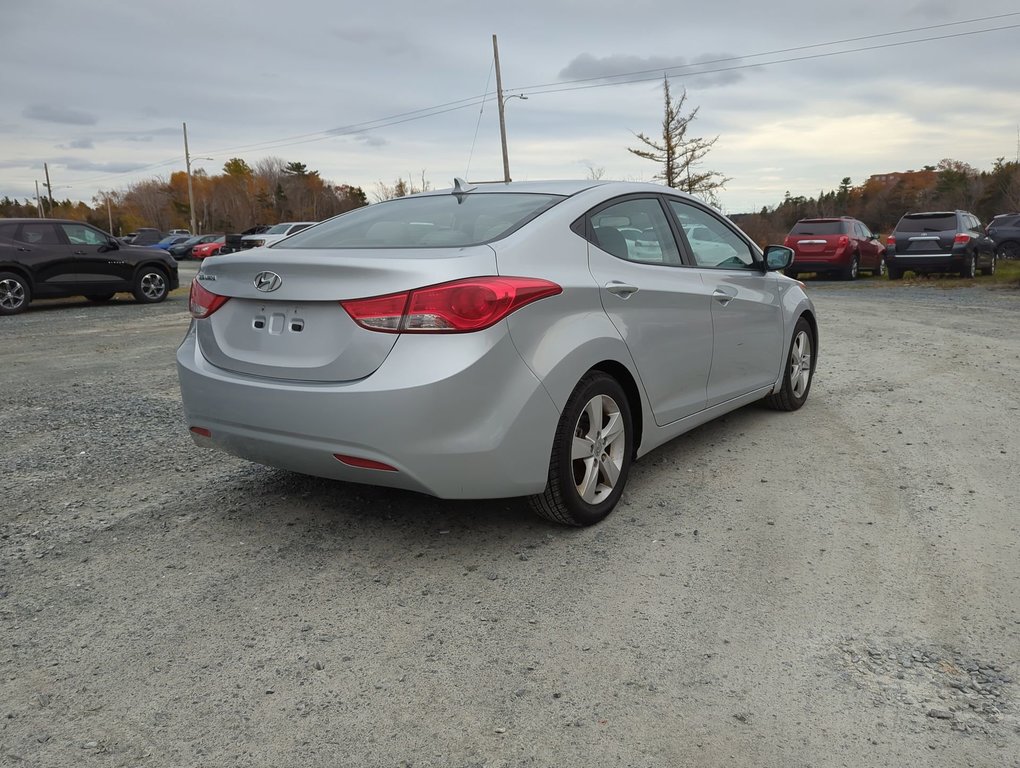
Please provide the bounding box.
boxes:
[585,196,713,426]
[666,199,785,407]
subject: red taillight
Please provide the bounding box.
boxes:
[887,235,896,246]
[341,276,562,333]
[189,280,229,319]
[836,235,850,250]
[954,233,971,244]
[190,426,211,437]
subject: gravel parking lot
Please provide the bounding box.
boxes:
[2,267,1019,767]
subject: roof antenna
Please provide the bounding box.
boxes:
[452,177,477,203]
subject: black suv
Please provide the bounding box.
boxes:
[987,213,1020,260]
[0,218,180,315]
[886,210,996,279]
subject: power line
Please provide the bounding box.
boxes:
[505,11,1020,92]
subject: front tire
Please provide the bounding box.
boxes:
[0,272,31,315]
[529,372,633,527]
[764,317,814,412]
[980,254,996,276]
[873,257,886,278]
[133,268,169,303]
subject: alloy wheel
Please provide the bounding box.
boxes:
[0,278,26,311]
[790,330,813,399]
[571,394,626,504]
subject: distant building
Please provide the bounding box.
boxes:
[868,170,937,187]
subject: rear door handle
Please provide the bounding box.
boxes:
[605,281,639,298]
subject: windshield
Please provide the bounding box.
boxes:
[278,193,565,249]
[264,224,293,235]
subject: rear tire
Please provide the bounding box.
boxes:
[133,268,169,303]
[980,254,996,276]
[0,272,31,315]
[997,241,1019,260]
[888,266,903,280]
[764,317,814,412]
[529,372,633,527]
[842,255,860,281]
[960,254,976,279]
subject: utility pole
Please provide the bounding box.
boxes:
[493,34,510,184]
[34,181,44,218]
[183,122,197,235]
[106,195,114,234]
[43,163,55,210]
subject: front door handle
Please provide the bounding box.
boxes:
[713,288,736,305]
[74,249,87,255]
[605,281,639,298]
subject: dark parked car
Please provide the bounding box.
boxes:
[886,210,996,279]
[987,213,1020,260]
[168,233,224,260]
[782,217,885,280]
[128,228,165,246]
[0,218,180,315]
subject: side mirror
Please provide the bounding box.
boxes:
[763,245,794,271]
[99,238,119,252]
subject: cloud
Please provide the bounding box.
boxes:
[23,104,97,125]
[558,53,746,89]
[351,132,387,148]
[64,138,95,149]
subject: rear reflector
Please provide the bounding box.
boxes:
[334,454,398,472]
[190,426,212,437]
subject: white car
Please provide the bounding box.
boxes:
[240,222,317,249]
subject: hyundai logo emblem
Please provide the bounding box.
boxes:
[253,271,283,292]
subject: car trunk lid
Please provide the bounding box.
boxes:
[193,245,497,382]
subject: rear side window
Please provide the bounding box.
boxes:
[790,221,845,235]
[280,193,564,249]
[897,214,957,232]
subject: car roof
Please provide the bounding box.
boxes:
[414,179,660,197]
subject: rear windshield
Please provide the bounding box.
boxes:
[897,214,956,232]
[277,193,564,249]
[789,221,845,235]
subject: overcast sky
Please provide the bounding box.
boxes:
[2,0,1018,215]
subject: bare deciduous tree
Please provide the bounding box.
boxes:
[629,77,730,205]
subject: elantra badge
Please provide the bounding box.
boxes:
[254,271,282,292]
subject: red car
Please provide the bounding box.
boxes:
[190,237,226,259]
[783,217,886,280]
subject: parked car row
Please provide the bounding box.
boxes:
[783,208,1006,280]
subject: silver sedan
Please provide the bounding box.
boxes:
[177,180,816,526]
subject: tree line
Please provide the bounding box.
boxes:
[0,157,372,236]
[733,158,1020,248]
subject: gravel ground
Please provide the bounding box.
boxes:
[2,269,1019,767]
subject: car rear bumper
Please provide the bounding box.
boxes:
[176,323,560,499]
[886,252,963,272]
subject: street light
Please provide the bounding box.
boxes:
[183,122,214,234]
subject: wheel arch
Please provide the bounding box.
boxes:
[0,263,35,290]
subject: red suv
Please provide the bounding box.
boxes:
[783,217,886,280]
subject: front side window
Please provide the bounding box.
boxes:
[668,200,757,269]
[60,223,108,246]
[589,198,681,265]
[279,193,564,249]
